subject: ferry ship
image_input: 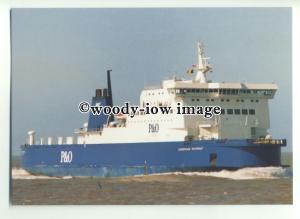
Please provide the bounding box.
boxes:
[21,42,286,177]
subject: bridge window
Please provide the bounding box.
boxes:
[231,89,238,95]
[234,109,241,115]
[249,109,255,115]
[242,109,248,115]
[227,109,233,115]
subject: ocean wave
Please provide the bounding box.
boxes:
[155,167,292,180]
[11,168,72,180]
[12,167,292,180]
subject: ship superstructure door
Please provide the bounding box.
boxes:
[210,153,217,167]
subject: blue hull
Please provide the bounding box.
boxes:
[21,139,286,177]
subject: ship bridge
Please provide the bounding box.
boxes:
[139,42,278,141]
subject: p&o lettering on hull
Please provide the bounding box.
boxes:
[60,151,73,163]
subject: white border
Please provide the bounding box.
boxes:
[1,1,298,219]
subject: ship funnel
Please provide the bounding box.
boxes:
[87,69,114,131]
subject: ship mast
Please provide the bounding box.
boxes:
[194,42,211,83]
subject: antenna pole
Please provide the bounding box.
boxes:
[107,69,113,107]
[107,69,114,122]
[195,42,211,83]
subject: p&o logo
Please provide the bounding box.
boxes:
[60,151,73,163]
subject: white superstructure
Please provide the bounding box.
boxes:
[75,42,277,144]
[29,42,278,145]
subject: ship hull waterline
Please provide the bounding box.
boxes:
[21,139,286,177]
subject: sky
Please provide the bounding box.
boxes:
[11,8,292,155]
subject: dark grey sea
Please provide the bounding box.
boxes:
[11,152,292,205]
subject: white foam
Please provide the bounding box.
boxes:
[12,167,292,180]
[11,168,72,180]
[153,167,292,180]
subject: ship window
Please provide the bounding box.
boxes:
[206,99,210,101]
[211,99,214,102]
[251,99,254,102]
[195,89,200,93]
[264,90,272,96]
[226,99,230,102]
[209,89,213,93]
[249,109,255,115]
[214,89,218,93]
[242,109,248,115]
[256,99,259,102]
[234,109,241,115]
[236,99,240,102]
[191,89,195,93]
[227,109,233,115]
[221,109,225,115]
[196,98,200,101]
[204,89,208,93]
[221,99,224,102]
[192,99,195,102]
[241,99,244,102]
